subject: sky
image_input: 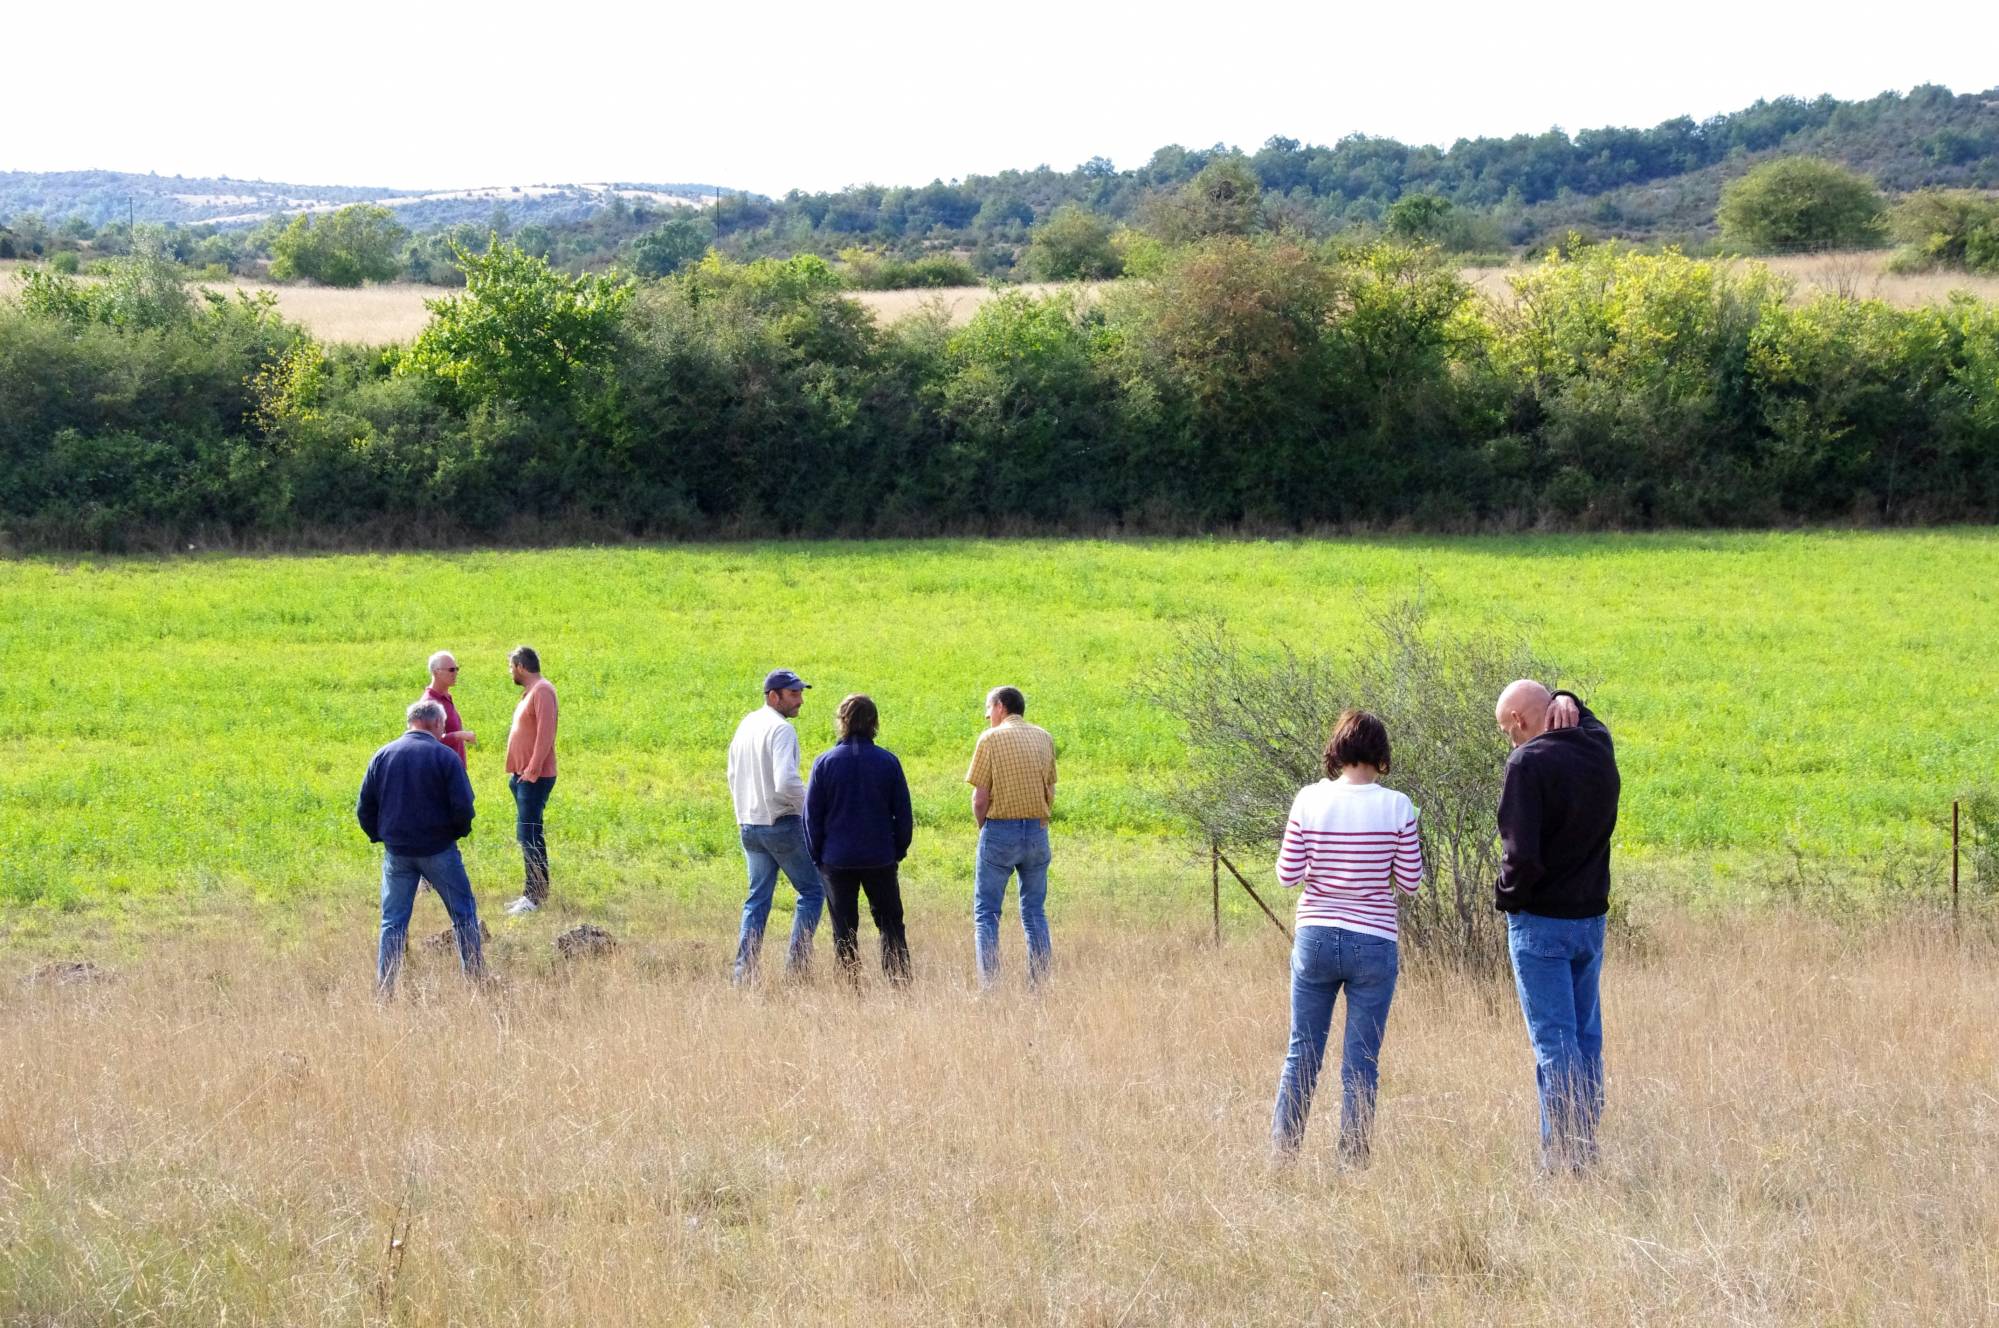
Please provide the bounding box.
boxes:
[5,0,1996,196]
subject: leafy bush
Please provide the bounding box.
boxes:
[836,248,980,290]
[268,205,407,287]
[6,234,1999,548]
[1887,189,1999,274]
[1144,158,1263,244]
[629,215,710,278]
[1494,241,1788,522]
[400,238,632,407]
[1716,157,1885,252]
[1022,206,1124,280]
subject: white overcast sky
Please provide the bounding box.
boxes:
[4,0,1995,196]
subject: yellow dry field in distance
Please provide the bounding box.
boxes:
[10,251,1998,346]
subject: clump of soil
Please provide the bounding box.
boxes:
[554,924,617,959]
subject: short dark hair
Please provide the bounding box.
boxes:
[1323,709,1391,777]
[509,645,541,674]
[987,686,1025,716]
[835,693,879,741]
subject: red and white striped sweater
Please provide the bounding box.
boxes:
[1276,779,1424,941]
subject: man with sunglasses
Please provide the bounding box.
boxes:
[423,650,475,766]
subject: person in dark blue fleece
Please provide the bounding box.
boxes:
[805,694,914,984]
[357,698,485,996]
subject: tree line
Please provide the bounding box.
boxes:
[5,84,1995,286]
[5,218,1998,551]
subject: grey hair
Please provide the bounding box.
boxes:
[427,650,455,674]
[407,699,447,730]
[986,685,1026,716]
[509,644,541,674]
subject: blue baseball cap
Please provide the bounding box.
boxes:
[763,668,811,693]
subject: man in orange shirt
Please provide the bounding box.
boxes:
[502,644,559,917]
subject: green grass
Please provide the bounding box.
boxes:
[4,532,1996,933]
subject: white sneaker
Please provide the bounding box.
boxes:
[504,897,539,916]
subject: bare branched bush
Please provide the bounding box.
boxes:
[1963,788,1999,900]
[1152,600,1563,972]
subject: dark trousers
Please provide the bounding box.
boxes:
[823,865,910,983]
[510,773,555,903]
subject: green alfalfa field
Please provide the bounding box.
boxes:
[7,532,1999,1327]
[4,530,1996,947]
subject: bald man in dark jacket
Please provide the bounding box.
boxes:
[1494,681,1619,1170]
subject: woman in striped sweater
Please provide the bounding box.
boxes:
[1270,709,1424,1162]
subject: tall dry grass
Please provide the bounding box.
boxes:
[2,904,1993,1324]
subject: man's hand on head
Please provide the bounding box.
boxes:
[1546,694,1581,731]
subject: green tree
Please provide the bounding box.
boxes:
[269,205,409,286]
[1888,189,1999,274]
[629,214,711,278]
[1385,193,1454,242]
[400,238,633,406]
[1716,157,1885,252]
[1144,158,1263,244]
[1023,205,1123,280]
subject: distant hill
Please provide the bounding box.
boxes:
[0,170,745,229]
[6,83,1996,278]
[678,83,1999,265]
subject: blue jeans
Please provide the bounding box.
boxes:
[973,819,1052,986]
[1270,925,1399,1159]
[379,845,484,996]
[1507,911,1607,1169]
[510,774,555,903]
[735,817,825,981]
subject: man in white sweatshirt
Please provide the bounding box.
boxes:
[726,668,826,981]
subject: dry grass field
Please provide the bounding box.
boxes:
[7,252,1997,344]
[193,253,1999,342]
[3,903,1993,1325]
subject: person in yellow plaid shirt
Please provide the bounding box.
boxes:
[965,685,1057,986]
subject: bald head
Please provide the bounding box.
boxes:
[1496,679,1552,749]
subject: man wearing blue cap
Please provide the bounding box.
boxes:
[725,669,827,981]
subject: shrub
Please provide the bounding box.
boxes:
[1144,157,1264,243]
[629,216,710,278]
[1151,602,1564,973]
[1495,242,1788,522]
[1716,157,1885,253]
[836,247,979,290]
[1887,189,1999,274]
[400,238,632,408]
[269,205,407,287]
[1022,206,1124,281]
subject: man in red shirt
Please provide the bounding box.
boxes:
[423,651,476,766]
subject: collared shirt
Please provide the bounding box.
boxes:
[965,715,1057,821]
[727,704,806,826]
[423,684,467,765]
[505,678,558,780]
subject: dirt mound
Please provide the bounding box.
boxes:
[554,924,617,960]
[25,960,112,987]
[421,922,492,952]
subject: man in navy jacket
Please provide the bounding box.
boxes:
[805,693,914,983]
[358,698,485,995]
